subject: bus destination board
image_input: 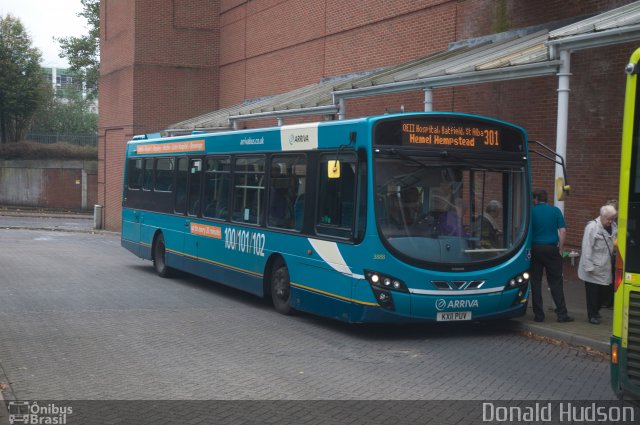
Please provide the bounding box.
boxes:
[401,120,501,150]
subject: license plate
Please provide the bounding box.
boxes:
[436,311,472,321]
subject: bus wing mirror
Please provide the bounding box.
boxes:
[529,140,570,199]
[555,177,571,201]
[328,160,341,179]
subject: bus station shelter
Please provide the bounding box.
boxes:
[167,2,640,211]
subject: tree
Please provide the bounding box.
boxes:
[0,14,45,144]
[57,0,100,99]
[29,86,98,136]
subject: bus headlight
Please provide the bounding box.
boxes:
[365,270,408,311]
[365,270,408,293]
[506,272,530,305]
[506,271,530,289]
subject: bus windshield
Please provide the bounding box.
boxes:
[374,153,527,267]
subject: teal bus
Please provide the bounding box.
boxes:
[121,112,531,322]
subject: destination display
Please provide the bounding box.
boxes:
[373,116,525,152]
[136,139,205,154]
[401,120,501,149]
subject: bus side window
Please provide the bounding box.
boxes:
[128,158,143,189]
[293,163,306,231]
[203,156,231,220]
[154,157,174,192]
[356,152,367,241]
[268,154,306,230]
[142,158,154,191]
[175,157,188,214]
[232,156,265,225]
[187,158,202,216]
[316,153,356,238]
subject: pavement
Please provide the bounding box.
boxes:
[0,206,612,356]
[514,262,612,354]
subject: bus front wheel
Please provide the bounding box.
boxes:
[153,233,173,278]
[271,259,293,315]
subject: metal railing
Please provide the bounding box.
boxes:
[25,133,98,146]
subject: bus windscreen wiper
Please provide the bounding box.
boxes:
[376,148,432,169]
[378,147,499,172]
[438,150,501,172]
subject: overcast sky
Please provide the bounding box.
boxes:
[1,0,88,68]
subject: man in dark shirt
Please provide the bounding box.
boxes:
[530,189,574,322]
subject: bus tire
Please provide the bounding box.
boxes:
[270,258,293,315]
[153,233,173,278]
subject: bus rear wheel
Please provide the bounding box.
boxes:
[271,259,293,315]
[153,233,173,278]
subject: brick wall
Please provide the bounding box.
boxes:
[99,0,219,230]
[100,0,636,244]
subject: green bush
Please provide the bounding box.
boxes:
[0,141,97,160]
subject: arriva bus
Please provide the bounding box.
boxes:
[611,49,640,400]
[121,112,532,323]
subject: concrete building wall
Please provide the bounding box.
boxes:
[0,160,98,210]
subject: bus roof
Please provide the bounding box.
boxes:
[126,112,525,156]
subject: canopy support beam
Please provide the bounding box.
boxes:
[554,49,571,213]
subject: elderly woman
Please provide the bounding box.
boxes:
[577,205,617,324]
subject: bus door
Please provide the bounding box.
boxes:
[196,156,232,283]
[296,152,363,317]
[183,158,204,269]
[227,155,266,287]
[166,157,189,269]
[122,157,144,251]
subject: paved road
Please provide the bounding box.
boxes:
[0,228,620,423]
[0,212,95,232]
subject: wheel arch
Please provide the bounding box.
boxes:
[263,253,286,298]
[151,229,164,261]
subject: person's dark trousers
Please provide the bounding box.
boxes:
[601,283,614,308]
[530,244,569,319]
[585,281,609,319]
[600,264,615,308]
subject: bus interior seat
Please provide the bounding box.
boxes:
[204,201,217,217]
[294,193,305,230]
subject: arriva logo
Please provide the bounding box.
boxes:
[435,299,479,311]
[288,133,310,146]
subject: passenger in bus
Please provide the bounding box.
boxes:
[577,204,617,325]
[293,192,305,231]
[388,187,422,230]
[269,165,294,228]
[437,198,466,237]
[475,200,502,248]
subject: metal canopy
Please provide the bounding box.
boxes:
[167,1,640,134]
